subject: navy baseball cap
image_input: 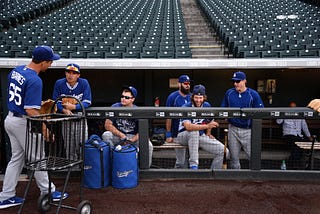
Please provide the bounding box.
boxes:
[178,75,191,83]
[65,63,80,73]
[193,84,206,96]
[32,45,60,61]
[123,86,138,98]
[231,71,246,81]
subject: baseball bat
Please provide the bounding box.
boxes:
[222,129,228,169]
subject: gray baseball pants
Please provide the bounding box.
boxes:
[228,124,251,169]
[0,114,55,201]
[175,131,228,169]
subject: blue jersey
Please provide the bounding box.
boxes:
[109,102,139,135]
[52,78,92,112]
[166,90,191,137]
[178,101,212,136]
[7,65,42,115]
[221,87,264,128]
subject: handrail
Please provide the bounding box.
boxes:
[85,107,320,171]
[85,107,320,119]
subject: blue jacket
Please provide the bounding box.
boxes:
[221,87,264,128]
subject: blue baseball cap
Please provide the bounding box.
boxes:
[231,71,246,81]
[32,45,60,61]
[65,63,80,73]
[178,75,191,83]
[193,84,206,96]
[123,86,138,98]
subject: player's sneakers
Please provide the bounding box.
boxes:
[51,191,69,202]
[190,165,198,170]
[0,196,24,209]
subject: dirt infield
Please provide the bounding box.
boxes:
[2,178,320,214]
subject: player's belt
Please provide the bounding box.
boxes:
[8,111,27,118]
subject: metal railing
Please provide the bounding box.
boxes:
[85,107,320,181]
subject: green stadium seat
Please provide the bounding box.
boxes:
[175,50,192,58]
[279,50,299,58]
[122,51,140,58]
[299,50,319,57]
[261,51,279,58]
[157,51,174,58]
[69,51,87,58]
[105,51,122,58]
[305,43,320,51]
[0,50,14,57]
[87,52,104,58]
[289,44,305,51]
[242,51,261,58]
[140,51,157,58]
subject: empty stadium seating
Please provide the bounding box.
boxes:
[0,0,192,59]
[1,0,319,59]
[0,0,73,29]
[198,0,320,58]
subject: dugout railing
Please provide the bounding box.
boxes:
[86,106,320,181]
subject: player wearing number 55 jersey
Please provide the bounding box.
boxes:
[0,46,68,209]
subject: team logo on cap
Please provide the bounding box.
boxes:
[66,65,79,72]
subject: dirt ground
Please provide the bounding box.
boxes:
[2,178,320,214]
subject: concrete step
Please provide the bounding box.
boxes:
[188,38,219,43]
[180,0,229,58]
[191,49,225,55]
[187,32,216,36]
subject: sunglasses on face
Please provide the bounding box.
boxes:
[233,80,241,83]
[182,82,190,86]
[121,95,133,99]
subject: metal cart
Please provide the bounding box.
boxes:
[18,96,92,214]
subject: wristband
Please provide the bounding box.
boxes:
[166,131,172,138]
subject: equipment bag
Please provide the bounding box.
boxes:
[84,134,110,188]
[150,127,166,146]
[112,143,139,189]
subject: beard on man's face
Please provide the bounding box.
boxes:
[180,86,190,95]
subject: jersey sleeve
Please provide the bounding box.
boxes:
[76,79,92,110]
[24,77,42,109]
[251,90,264,108]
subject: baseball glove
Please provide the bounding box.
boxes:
[39,99,56,114]
[62,97,78,105]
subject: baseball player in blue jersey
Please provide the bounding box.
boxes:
[52,63,92,160]
[176,85,228,169]
[221,71,264,169]
[165,75,192,168]
[0,46,68,209]
[52,63,92,114]
[102,86,153,167]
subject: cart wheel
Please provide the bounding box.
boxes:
[76,200,92,214]
[37,193,51,213]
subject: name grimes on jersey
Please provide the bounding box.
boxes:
[11,71,26,85]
